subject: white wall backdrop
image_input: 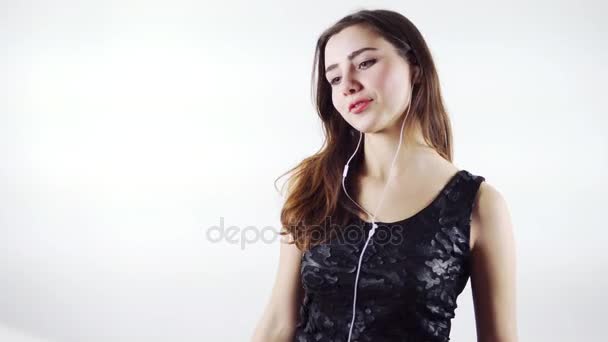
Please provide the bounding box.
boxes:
[1,0,606,341]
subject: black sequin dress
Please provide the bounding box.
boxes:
[294,170,485,342]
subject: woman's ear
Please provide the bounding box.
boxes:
[412,65,422,84]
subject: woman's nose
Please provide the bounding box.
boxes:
[340,75,361,95]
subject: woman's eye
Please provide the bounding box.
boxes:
[359,59,376,69]
[328,59,376,85]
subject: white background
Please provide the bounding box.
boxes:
[1,0,606,341]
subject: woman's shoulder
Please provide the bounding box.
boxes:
[473,180,509,224]
[470,175,512,252]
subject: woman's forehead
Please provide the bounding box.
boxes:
[325,26,387,63]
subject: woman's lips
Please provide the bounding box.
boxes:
[350,100,372,114]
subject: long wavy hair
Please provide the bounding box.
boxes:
[275,9,454,252]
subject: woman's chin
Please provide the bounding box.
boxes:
[352,117,381,134]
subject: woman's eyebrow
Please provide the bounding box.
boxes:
[325,47,378,74]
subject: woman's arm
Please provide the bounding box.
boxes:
[470,182,518,342]
[251,234,303,342]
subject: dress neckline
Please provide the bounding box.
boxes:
[356,169,466,226]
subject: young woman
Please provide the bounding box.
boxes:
[252,9,517,342]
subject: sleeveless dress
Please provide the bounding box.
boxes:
[294,169,485,342]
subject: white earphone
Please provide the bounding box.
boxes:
[341,90,411,342]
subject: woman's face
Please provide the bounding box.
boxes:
[324,25,414,133]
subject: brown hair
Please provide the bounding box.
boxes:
[275,9,454,252]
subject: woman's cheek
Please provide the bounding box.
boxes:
[369,65,393,95]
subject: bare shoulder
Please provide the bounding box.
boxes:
[415,148,460,181]
[468,180,519,340]
[470,180,514,252]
